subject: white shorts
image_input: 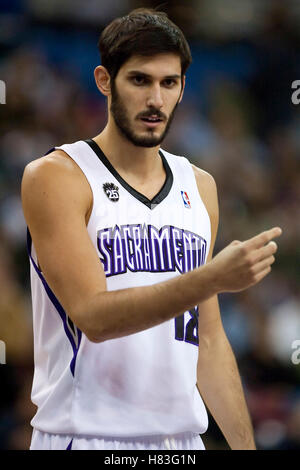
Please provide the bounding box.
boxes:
[30,428,205,450]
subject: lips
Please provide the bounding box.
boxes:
[140,115,163,128]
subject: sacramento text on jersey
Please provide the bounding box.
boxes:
[98,223,207,276]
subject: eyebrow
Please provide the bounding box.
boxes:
[127,71,181,80]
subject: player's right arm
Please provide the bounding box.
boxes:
[21,152,282,343]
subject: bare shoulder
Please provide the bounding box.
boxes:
[191,163,219,247]
[191,164,217,195]
[21,149,92,221]
[191,164,218,210]
[22,149,85,183]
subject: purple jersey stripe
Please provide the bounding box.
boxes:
[66,438,73,450]
[27,228,82,376]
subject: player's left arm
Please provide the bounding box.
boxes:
[192,164,256,450]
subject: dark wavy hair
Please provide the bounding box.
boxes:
[98,8,192,81]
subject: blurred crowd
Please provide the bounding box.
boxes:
[0,0,299,450]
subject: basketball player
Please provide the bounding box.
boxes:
[21,9,281,450]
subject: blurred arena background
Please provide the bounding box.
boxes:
[0,0,299,450]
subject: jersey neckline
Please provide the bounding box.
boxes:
[84,138,173,210]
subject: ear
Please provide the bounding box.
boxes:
[94,66,111,96]
[178,75,186,104]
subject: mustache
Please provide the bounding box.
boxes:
[136,109,167,120]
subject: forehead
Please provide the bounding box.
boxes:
[119,53,182,77]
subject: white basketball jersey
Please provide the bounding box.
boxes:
[28,139,211,438]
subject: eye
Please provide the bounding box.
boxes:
[131,75,147,86]
[163,79,177,88]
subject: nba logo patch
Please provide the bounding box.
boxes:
[181,191,191,209]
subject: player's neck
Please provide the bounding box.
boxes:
[92,124,164,183]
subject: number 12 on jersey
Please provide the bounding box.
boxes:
[174,307,199,346]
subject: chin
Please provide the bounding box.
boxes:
[139,130,166,145]
[117,122,166,148]
[134,137,164,148]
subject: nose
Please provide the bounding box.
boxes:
[146,83,163,109]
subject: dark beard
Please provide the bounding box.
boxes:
[110,81,179,148]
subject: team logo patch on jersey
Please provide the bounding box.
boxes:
[181,191,191,209]
[103,182,119,202]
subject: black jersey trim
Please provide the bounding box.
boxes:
[84,138,173,210]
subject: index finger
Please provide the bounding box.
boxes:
[245,227,282,249]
